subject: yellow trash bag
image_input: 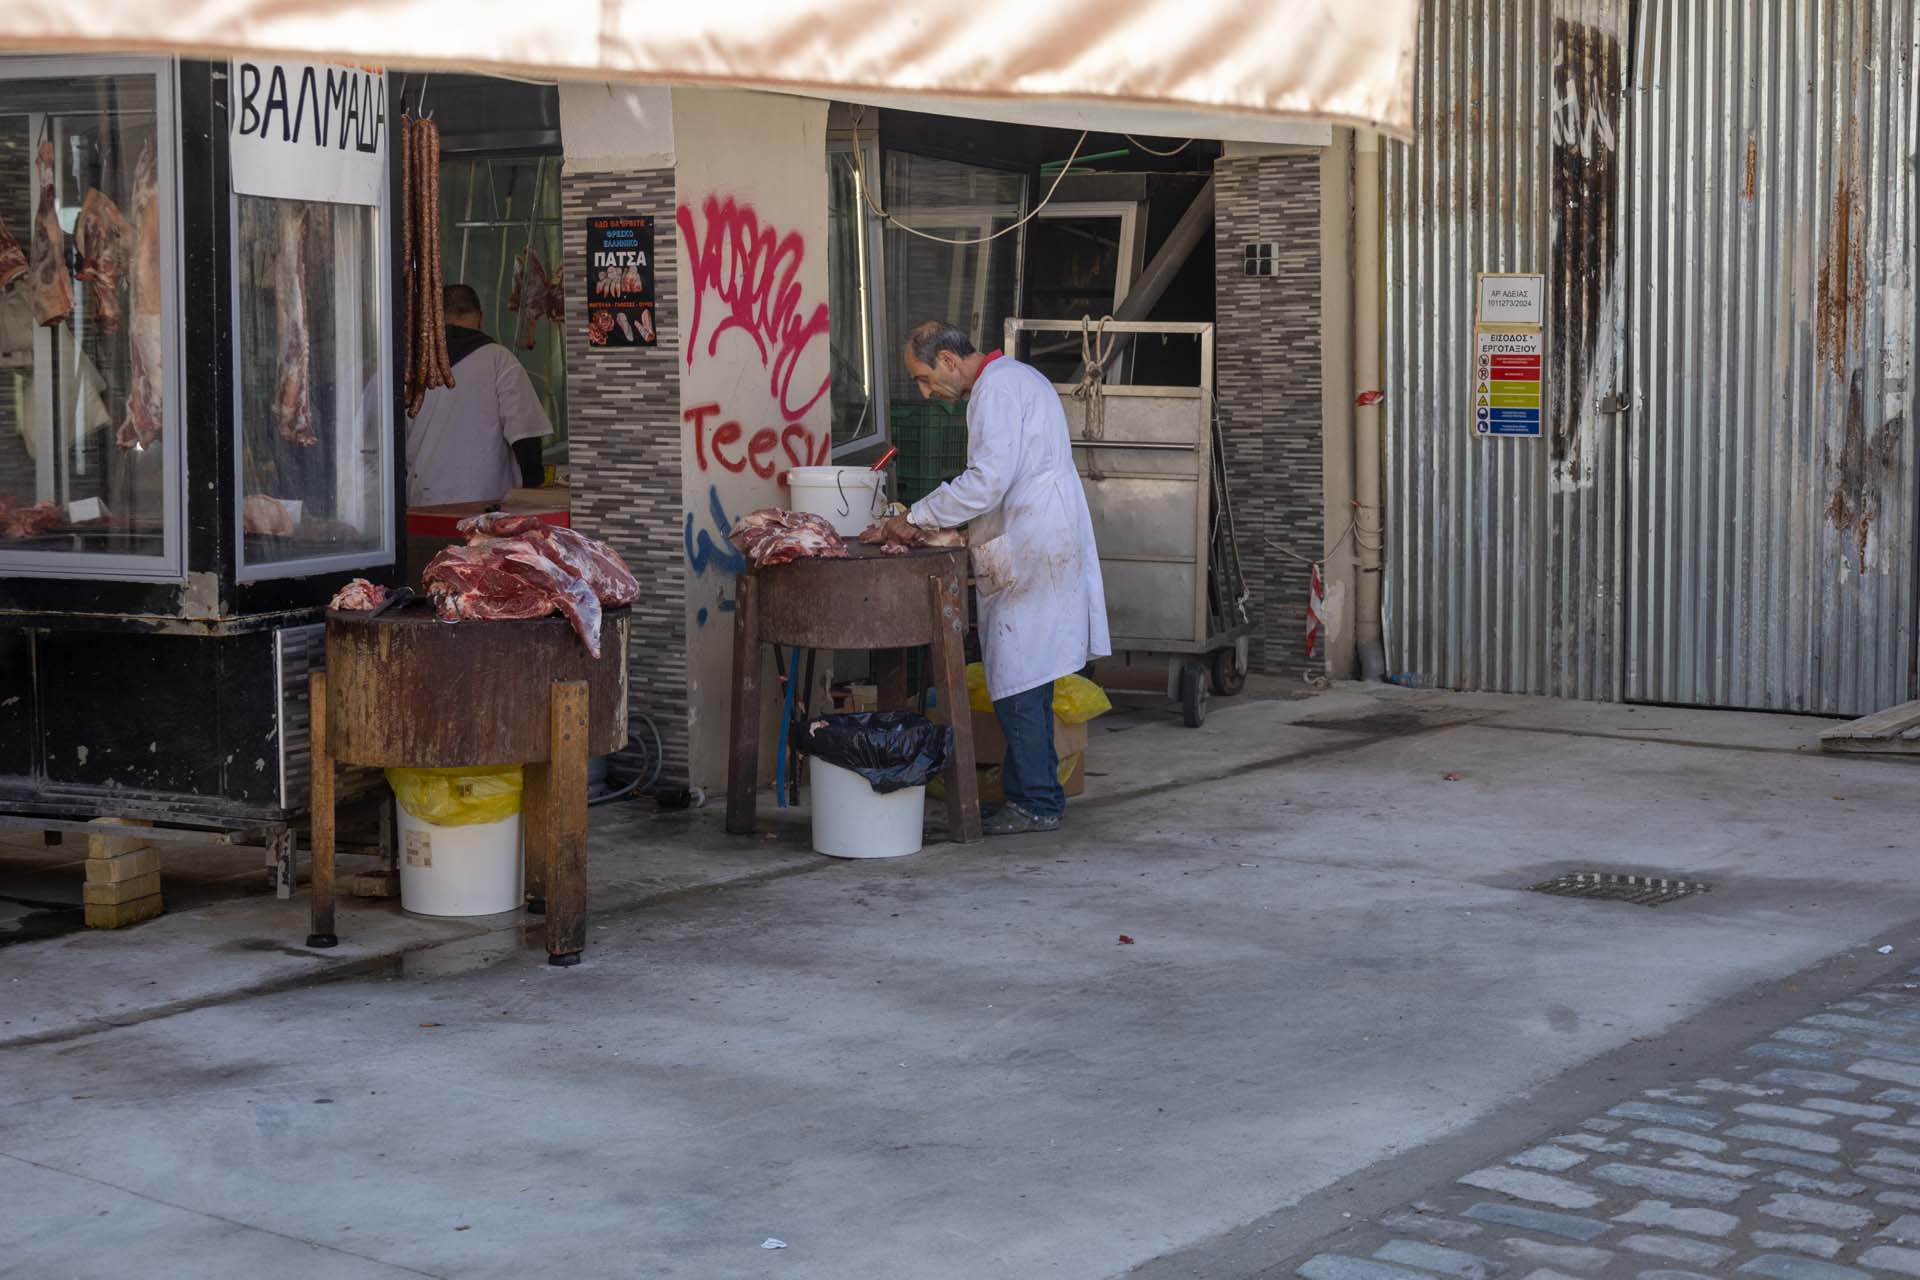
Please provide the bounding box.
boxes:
[930,754,1080,805]
[965,663,1112,724]
[385,765,524,827]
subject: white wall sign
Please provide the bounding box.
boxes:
[230,60,387,206]
[1476,272,1545,326]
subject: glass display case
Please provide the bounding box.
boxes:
[0,57,402,828]
[0,60,182,578]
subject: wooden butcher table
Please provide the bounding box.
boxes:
[310,604,630,964]
[726,546,982,843]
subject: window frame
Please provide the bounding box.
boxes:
[230,146,396,583]
[826,136,890,459]
[0,55,186,583]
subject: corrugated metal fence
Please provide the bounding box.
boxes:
[1386,0,1919,716]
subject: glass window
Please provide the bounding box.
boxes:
[826,145,886,452]
[0,67,175,570]
[1025,205,1140,383]
[881,151,1024,401]
[437,155,565,462]
[235,195,388,575]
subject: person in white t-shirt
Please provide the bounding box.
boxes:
[405,284,551,506]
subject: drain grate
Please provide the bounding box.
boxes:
[1527,871,1712,908]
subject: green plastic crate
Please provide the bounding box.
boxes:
[891,401,968,505]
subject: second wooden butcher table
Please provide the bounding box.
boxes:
[311,604,630,964]
[725,546,982,843]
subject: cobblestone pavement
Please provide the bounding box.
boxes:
[1295,970,1920,1280]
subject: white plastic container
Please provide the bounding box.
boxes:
[786,466,886,536]
[808,758,925,858]
[396,806,524,916]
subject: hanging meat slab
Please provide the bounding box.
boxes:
[272,206,317,448]
[0,214,26,292]
[74,188,132,333]
[115,136,163,451]
[513,248,550,350]
[29,141,73,327]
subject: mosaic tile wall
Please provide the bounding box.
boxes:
[559,168,690,789]
[1214,154,1325,678]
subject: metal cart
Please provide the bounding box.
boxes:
[1006,319,1253,727]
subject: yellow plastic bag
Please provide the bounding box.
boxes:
[965,663,1112,724]
[385,766,524,827]
[930,754,1080,805]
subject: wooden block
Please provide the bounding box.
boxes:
[86,817,153,860]
[84,893,163,929]
[83,872,162,905]
[84,848,162,885]
[348,870,399,899]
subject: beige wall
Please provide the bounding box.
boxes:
[672,89,832,791]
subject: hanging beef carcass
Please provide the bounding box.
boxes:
[0,214,26,291]
[73,188,132,333]
[728,509,851,568]
[272,205,317,448]
[509,247,552,350]
[29,141,72,327]
[115,136,163,451]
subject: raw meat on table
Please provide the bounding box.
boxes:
[0,214,26,291]
[327,578,388,611]
[29,141,72,327]
[116,137,163,451]
[272,207,316,447]
[73,188,131,332]
[423,519,638,657]
[455,513,639,606]
[728,508,850,568]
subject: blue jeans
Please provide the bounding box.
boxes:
[993,680,1063,819]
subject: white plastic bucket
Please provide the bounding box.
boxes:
[808,759,925,858]
[396,805,524,916]
[786,466,886,536]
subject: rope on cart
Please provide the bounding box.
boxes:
[1072,316,1117,481]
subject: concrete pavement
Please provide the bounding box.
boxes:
[4,685,1920,1279]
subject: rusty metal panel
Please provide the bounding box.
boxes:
[1385,0,1628,697]
[1625,0,1919,715]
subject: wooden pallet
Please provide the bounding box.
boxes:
[1818,699,1920,755]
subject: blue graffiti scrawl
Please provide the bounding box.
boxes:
[686,485,747,628]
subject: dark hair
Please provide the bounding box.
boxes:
[444,284,483,320]
[907,320,976,365]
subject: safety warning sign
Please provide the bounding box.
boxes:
[1473,327,1544,438]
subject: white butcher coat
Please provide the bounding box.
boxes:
[909,355,1110,701]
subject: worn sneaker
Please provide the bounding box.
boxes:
[982,803,1062,836]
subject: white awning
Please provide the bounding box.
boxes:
[0,0,1419,141]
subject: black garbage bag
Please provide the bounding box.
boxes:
[801,712,953,794]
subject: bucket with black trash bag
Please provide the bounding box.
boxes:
[800,712,952,858]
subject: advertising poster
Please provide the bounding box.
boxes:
[585,214,657,348]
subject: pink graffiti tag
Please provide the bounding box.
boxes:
[677,195,832,422]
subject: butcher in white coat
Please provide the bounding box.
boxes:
[875,320,1110,834]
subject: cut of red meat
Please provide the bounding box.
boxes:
[0,496,62,539]
[728,508,850,568]
[73,188,131,332]
[29,141,73,327]
[858,521,968,552]
[327,578,389,611]
[116,137,162,452]
[456,513,639,606]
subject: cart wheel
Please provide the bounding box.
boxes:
[1209,646,1248,697]
[1179,660,1209,728]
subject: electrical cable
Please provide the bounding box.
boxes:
[848,108,1090,247]
[1125,134,1195,157]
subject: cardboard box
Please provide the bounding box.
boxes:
[970,710,1090,794]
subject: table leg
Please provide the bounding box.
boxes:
[545,680,590,966]
[725,572,762,835]
[522,760,550,915]
[926,566,982,842]
[874,650,909,712]
[306,670,338,947]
